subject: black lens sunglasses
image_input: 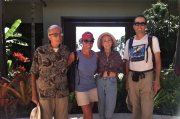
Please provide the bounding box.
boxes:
[49,33,63,37]
[82,39,94,44]
[134,22,147,26]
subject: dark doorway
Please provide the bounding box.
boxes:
[18,23,44,49]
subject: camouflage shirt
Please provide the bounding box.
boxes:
[30,43,70,99]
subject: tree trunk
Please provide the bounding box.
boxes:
[173,0,180,76]
[0,0,7,77]
[31,0,35,56]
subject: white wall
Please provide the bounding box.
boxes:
[5,2,151,44]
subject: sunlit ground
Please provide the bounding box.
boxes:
[68,113,180,119]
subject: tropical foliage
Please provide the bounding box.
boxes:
[0,52,31,118]
[154,66,180,116]
[142,2,180,115]
[114,74,129,113]
[68,92,77,113]
[0,19,32,118]
[116,35,125,57]
[143,2,179,68]
[5,19,31,72]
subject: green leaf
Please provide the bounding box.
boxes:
[5,19,22,39]
[7,60,12,71]
[153,4,161,14]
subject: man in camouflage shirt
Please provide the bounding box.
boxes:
[30,25,70,119]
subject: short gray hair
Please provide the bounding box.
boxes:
[47,25,62,35]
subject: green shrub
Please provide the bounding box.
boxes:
[154,66,180,116]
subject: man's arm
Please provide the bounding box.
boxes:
[31,74,39,105]
[154,52,161,94]
[125,60,130,90]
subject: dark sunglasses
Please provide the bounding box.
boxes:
[134,22,147,26]
[82,40,94,44]
[49,33,63,37]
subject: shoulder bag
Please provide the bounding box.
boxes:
[67,51,79,93]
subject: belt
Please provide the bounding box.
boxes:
[129,68,153,73]
[129,68,153,82]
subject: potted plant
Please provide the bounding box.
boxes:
[0,76,18,119]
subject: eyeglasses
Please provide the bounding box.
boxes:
[49,33,63,37]
[134,22,147,26]
[82,40,94,44]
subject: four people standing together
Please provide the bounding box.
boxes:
[30,14,161,119]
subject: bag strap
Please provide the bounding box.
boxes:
[73,51,80,85]
[73,51,79,67]
[129,37,134,50]
[128,37,134,61]
[146,35,155,68]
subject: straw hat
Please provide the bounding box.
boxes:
[97,32,117,49]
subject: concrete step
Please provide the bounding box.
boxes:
[68,113,180,119]
[14,113,180,119]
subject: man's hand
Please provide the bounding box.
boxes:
[32,93,39,105]
[31,74,39,105]
[153,80,161,95]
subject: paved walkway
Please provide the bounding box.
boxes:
[68,113,180,119]
[14,113,180,119]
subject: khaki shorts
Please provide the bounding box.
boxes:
[75,88,98,106]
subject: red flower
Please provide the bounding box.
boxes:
[18,66,26,71]
[13,52,29,62]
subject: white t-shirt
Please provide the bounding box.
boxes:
[123,34,160,71]
[53,48,59,52]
